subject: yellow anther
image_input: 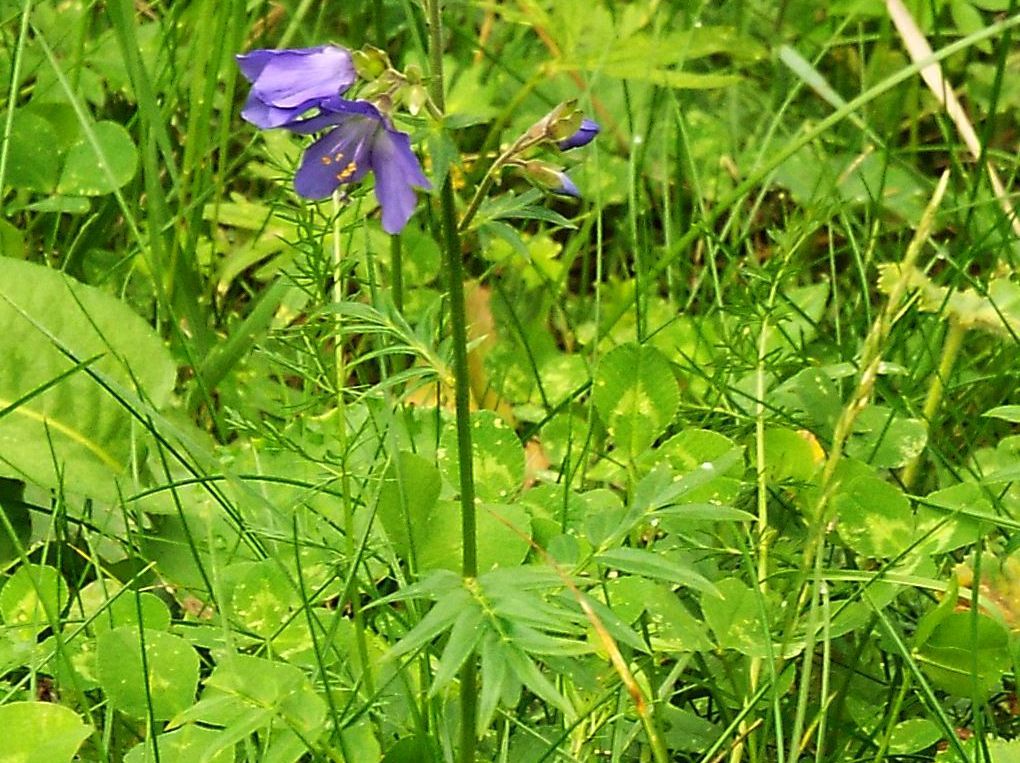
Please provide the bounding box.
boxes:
[321,156,332,165]
[335,161,358,181]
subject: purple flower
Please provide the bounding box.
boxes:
[557,118,599,150]
[287,98,431,234]
[236,46,356,128]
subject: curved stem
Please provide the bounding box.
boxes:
[425,1,479,759]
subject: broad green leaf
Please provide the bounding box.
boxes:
[916,483,986,554]
[4,111,62,192]
[75,580,172,633]
[762,428,823,482]
[172,654,327,762]
[769,367,842,437]
[763,282,830,356]
[57,121,138,195]
[592,343,679,460]
[847,406,927,469]
[0,563,67,639]
[381,736,440,763]
[124,725,234,763]
[878,266,1020,337]
[660,705,722,753]
[937,737,1020,762]
[439,410,524,501]
[0,702,91,762]
[833,476,914,558]
[603,577,711,652]
[96,626,199,719]
[701,578,797,658]
[376,451,443,562]
[984,405,1020,423]
[916,611,1010,698]
[226,560,298,638]
[42,626,100,691]
[0,258,175,499]
[416,500,531,573]
[888,718,943,755]
[519,483,588,547]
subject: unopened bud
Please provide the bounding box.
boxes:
[525,99,580,142]
[404,63,423,84]
[352,45,389,79]
[406,84,428,116]
[557,118,599,150]
[520,160,579,198]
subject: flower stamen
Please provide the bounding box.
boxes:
[336,161,358,181]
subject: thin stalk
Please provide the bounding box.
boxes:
[331,193,375,702]
[425,1,479,759]
[901,317,966,490]
[0,0,32,199]
[391,235,405,312]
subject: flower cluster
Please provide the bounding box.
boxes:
[236,45,429,234]
[236,45,600,232]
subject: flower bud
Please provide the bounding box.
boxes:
[352,45,389,79]
[406,84,428,116]
[525,99,580,142]
[404,63,423,85]
[520,160,580,197]
[557,118,599,150]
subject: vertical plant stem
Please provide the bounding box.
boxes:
[391,235,405,312]
[425,1,479,758]
[332,193,375,702]
[901,317,966,490]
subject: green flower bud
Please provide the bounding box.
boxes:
[352,45,389,79]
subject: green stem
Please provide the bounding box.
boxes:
[425,1,478,758]
[331,193,375,702]
[901,318,966,490]
[390,234,404,312]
